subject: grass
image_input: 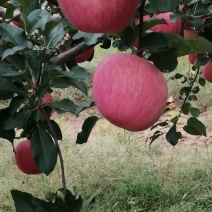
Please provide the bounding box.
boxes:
[1,124,212,211]
[1,46,212,211]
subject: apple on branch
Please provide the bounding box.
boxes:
[15,140,41,175]
[57,0,139,33]
[92,53,168,131]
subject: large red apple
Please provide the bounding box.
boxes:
[203,61,212,83]
[92,53,168,131]
[75,47,94,63]
[134,12,182,47]
[15,140,41,175]
[57,0,139,33]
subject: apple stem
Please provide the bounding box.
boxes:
[53,41,100,65]
[138,0,147,56]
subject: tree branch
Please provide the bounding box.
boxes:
[53,41,92,65]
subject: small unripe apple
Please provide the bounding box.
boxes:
[12,9,21,27]
[203,61,212,83]
[15,140,41,175]
[75,47,94,63]
[57,0,139,33]
[92,53,168,131]
[184,28,199,40]
[188,54,197,64]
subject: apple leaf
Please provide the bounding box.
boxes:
[190,107,200,117]
[76,116,99,144]
[44,22,65,49]
[148,48,179,71]
[43,120,63,140]
[149,0,180,12]
[11,190,33,212]
[183,117,206,136]
[0,23,32,48]
[149,130,164,145]
[75,100,95,117]
[142,32,169,52]
[4,110,31,130]
[31,124,58,175]
[166,124,182,146]
[52,99,78,114]
[2,46,28,60]
[73,31,103,45]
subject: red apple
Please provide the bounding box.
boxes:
[15,140,41,175]
[203,61,212,83]
[92,53,168,131]
[57,0,139,33]
[188,54,197,64]
[75,47,94,63]
[184,28,199,40]
[42,92,53,104]
[12,20,21,27]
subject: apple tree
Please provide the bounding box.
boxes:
[0,0,212,211]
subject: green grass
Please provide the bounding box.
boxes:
[1,123,212,211]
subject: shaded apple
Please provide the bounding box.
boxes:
[188,54,197,64]
[75,47,94,63]
[92,53,168,131]
[57,0,139,33]
[134,12,182,47]
[12,20,21,27]
[42,92,53,104]
[184,28,199,40]
[15,140,41,175]
[203,60,212,83]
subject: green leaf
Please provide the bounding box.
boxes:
[44,22,65,49]
[199,78,206,86]
[73,31,103,45]
[4,110,31,130]
[190,107,200,117]
[149,0,180,12]
[44,120,62,140]
[149,130,163,145]
[120,26,134,47]
[9,95,26,117]
[150,121,168,130]
[18,0,39,15]
[0,77,26,95]
[11,190,33,212]
[0,23,32,48]
[182,102,191,115]
[142,32,169,52]
[163,33,212,56]
[31,125,58,175]
[148,48,179,71]
[183,117,206,136]
[192,86,200,94]
[166,124,182,146]
[52,99,77,114]
[75,100,95,117]
[76,116,99,144]
[2,46,28,60]
[143,18,167,32]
